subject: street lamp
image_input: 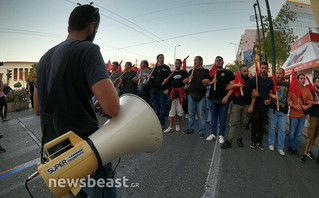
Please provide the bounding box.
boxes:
[229,42,239,71]
[174,45,181,63]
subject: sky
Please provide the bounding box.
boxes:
[0,0,287,66]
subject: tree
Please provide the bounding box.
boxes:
[255,5,297,68]
[26,63,38,84]
[225,60,244,73]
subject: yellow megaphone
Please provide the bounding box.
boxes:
[36,94,163,197]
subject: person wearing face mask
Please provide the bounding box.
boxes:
[34,4,120,197]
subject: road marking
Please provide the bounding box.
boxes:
[16,118,42,148]
[202,140,222,198]
[0,158,40,180]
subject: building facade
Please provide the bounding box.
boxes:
[285,0,318,39]
[0,61,36,88]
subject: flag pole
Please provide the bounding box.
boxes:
[276,90,279,111]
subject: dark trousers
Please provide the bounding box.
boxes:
[0,96,8,120]
[138,93,150,105]
[151,91,166,125]
[251,107,268,144]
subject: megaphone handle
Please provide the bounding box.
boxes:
[82,136,104,170]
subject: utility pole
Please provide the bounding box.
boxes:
[256,0,267,62]
[253,3,262,64]
[265,0,276,73]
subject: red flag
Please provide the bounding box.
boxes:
[272,73,277,94]
[289,69,302,97]
[119,60,123,72]
[255,62,259,76]
[182,56,189,71]
[306,76,316,93]
[107,60,112,72]
[209,63,217,78]
[132,64,137,71]
[233,71,245,97]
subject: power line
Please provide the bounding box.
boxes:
[106,26,254,51]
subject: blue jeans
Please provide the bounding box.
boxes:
[288,116,306,150]
[268,109,287,151]
[71,163,118,198]
[151,91,167,125]
[209,101,230,136]
[187,95,206,134]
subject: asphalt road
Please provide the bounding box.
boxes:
[0,108,318,198]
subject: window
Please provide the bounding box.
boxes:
[25,68,28,80]
[14,68,18,81]
[19,68,23,80]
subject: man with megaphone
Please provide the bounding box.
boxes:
[34,3,120,197]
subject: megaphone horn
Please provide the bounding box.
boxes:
[37,94,163,197]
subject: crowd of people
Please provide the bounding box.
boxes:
[108,54,319,165]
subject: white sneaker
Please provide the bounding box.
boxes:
[219,136,225,144]
[269,145,274,151]
[176,125,180,132]
[278,150,285,156]
[206,134,216,141]
[164,127,173,134]
[195,115,199,120]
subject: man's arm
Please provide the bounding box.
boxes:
[34,88,40,116]
[91,78,120,117]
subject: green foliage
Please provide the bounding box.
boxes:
[6,88,29,102]
[255,5,297,67]
[14,82,22,88]
[26,63,38,83]
[225,60,244,73]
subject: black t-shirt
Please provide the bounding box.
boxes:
[188,68,210,97]
[232,77,254,105]
[122,70,137,92]
[252,75,273,109]
[169,70,188,88]
[150,64,171,92]
[209,69,235,100]
[29,82,34,93]
[310,89,319,118]
[36,39,108,143]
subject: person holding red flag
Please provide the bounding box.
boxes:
[250,62,273,150]
[288,72,313,155]
[203,56,235,143]
[163,59,188,133]
[122,62,137,95]
[110,61,123,95]
[148,54,171,128]
[221,64,254,149]
[300,77,319,162]
[183,56,210,138]
[268,68,289,156]
[132,60,151,104]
